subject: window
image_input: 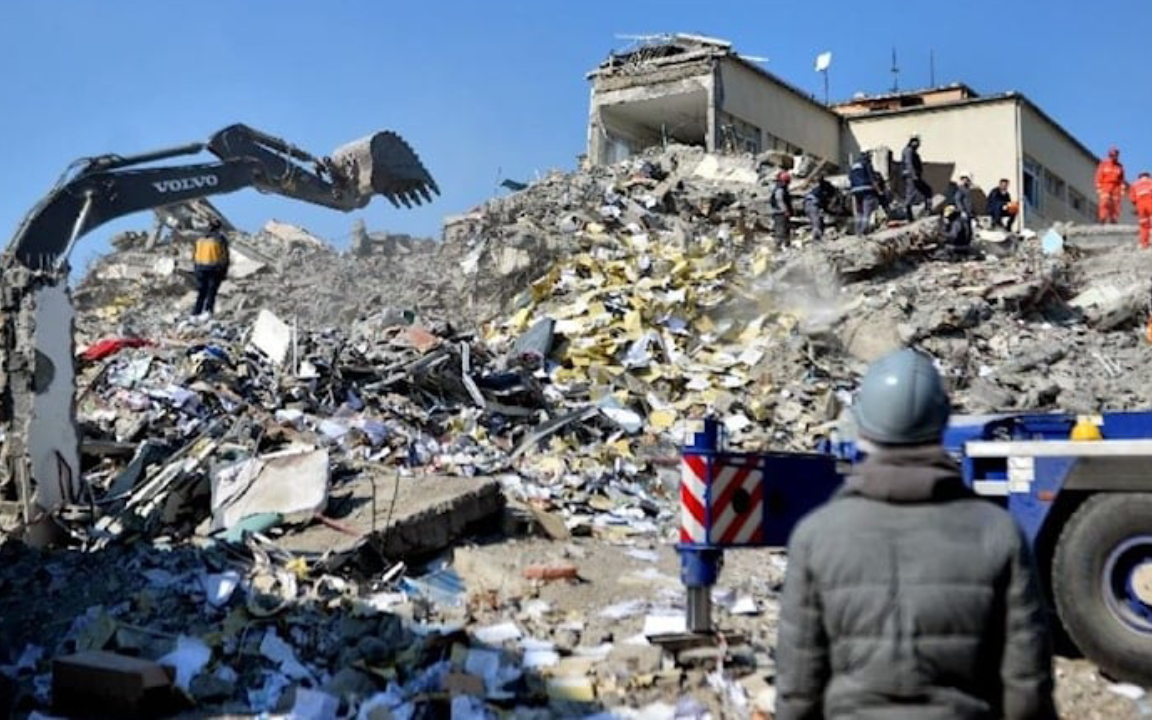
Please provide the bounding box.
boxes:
[764,130,802,155]
[1069,188,1087,216]
[1043,169,1066,201]
[1023,157,1042,209]
[718,113,762,154]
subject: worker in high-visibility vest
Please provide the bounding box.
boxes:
[1096,147,1127,224]
[192,218,229,318]
[1130,171,1152,249]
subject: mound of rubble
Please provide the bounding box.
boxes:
[4,145,1152,717]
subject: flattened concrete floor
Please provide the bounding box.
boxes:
[277,473,504,560]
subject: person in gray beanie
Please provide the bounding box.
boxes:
[775,347,1056,720]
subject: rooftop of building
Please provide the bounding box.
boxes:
[587,33,834,116]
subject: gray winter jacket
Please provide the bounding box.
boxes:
[775,445,1056,720]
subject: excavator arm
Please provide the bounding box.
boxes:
[7,123,439,269]
[0,124,437,542]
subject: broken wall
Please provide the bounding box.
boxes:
[588,60,714,165]
[715,57,840,162]
[0,264,80,537]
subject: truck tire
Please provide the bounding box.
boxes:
[1052,493,1152,684]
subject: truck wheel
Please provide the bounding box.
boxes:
[1052,493,1152,684]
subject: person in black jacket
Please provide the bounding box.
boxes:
[803,175,836,241]
[848,151,880,235]
[769,171,793,246]
[953,172,975,219]
[902,135,933,218]
[776,348,1056,720]
[987,178,1018,231]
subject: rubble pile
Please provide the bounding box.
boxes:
[4,145,1152,716]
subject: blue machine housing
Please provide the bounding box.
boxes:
[680,411,1152,610]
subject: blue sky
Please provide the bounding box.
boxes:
[2,0,1150,271]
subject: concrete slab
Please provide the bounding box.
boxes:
[211,446,330,530]
[1063,224,1140,250]
[278,474,504,560]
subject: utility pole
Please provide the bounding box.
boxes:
[890,47,900,92]
[929,49,936,86]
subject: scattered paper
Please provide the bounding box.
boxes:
[473,621,522,645]
[642,612,687,637]
[158,636,211,690]
[200,571,240,608]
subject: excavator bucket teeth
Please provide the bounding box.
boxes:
[331,131,439,207]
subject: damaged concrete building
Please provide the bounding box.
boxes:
[586,34,1110,228]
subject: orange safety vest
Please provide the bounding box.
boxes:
[1131,177,1152,213]
[193,233,229,266]
[1096,159,1126,192]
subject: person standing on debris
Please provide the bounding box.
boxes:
[987,178,1018,232]
[803,175,836,241]
[769,171,793,246]
[1129,171,1152,249]
[953,173,976,219]
[1096,147,1127,224]
[941,204,974,254]
[902,135,933,219]
[776,348,1056,720]
[849,151,881,235]
[192,217,229,318]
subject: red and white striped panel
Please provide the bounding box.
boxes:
[708,461,764,545]
[680,453,708,543]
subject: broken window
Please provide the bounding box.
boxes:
[1023,157,1042,210]
[763,130,801,156]
[717,113,762,154]
[1043,169,1066,201]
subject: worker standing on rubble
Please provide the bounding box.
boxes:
[849,151,880,235]
[803,174,836,241]
[1129,171,1152,249]
[191,217,229,318]
[902,135,933,219]
[953,172,975,220]
[1096,147,1128,224]
[769,171,793,246]
[987,178,1018,232]
[776,348,1056,720]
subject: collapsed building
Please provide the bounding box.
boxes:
[1,135,1151,716]
[586,34,1117,227]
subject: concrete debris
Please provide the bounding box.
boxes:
[2,144,1151,717]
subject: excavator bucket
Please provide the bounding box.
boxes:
[331,131,440,208]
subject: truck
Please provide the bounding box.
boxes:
[678,411,1152,685]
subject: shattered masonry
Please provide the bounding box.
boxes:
[1,142,1151,717]
[0,262,80,536]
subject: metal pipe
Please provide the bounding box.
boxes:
[56,192,95,271]
[686,586,712,633]
[89,142,206,171]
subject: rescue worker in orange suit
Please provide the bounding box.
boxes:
[1096,147,1127,223]
[192,218,229,318]
[1131,171,1152,249]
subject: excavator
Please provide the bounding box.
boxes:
[0,124,438,542]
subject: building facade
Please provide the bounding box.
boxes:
[587,35,1112,228]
